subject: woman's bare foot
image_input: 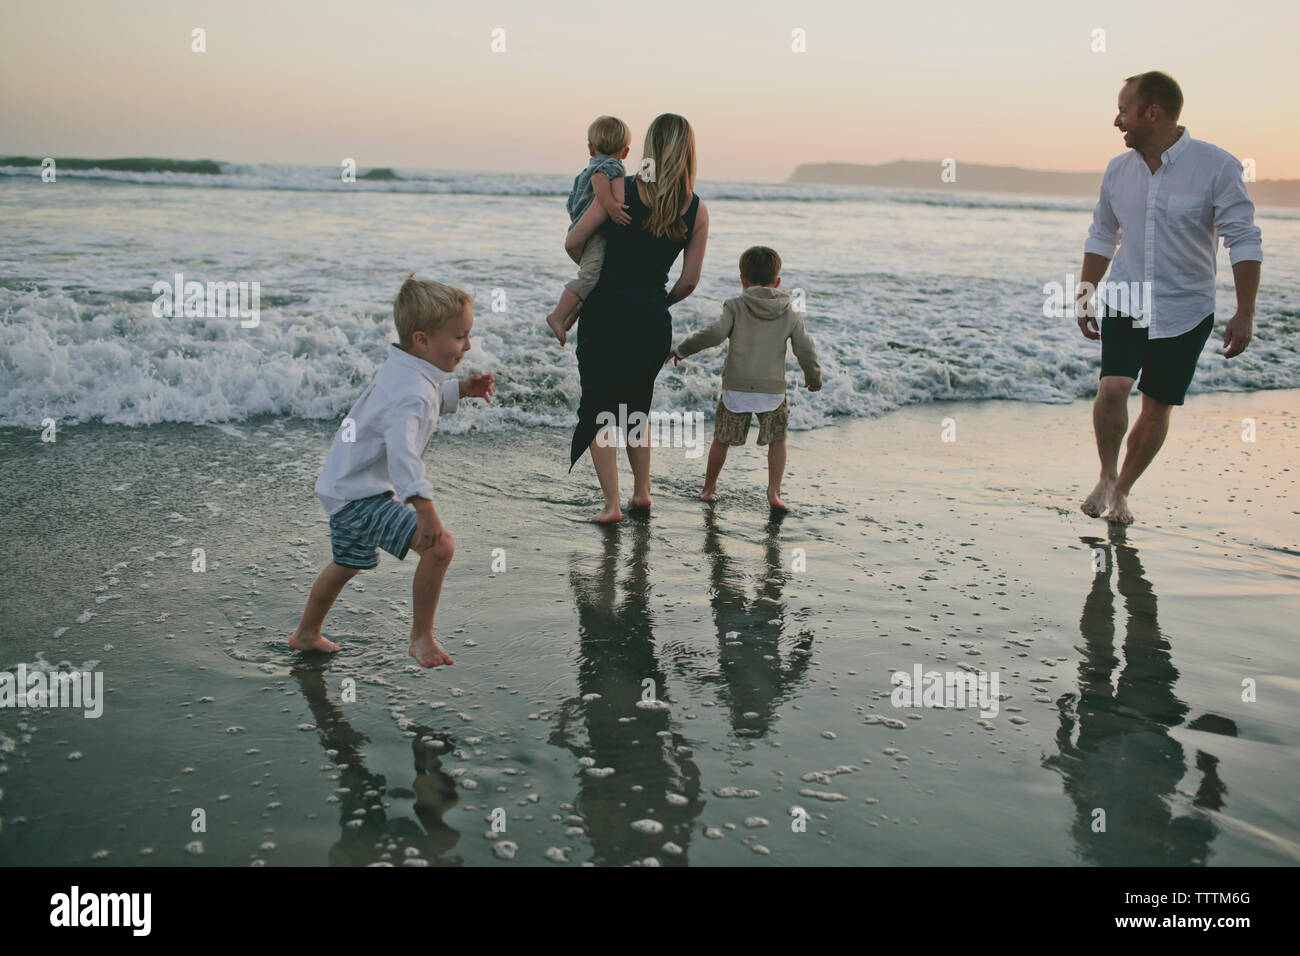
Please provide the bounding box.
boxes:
[289,629,340,653]
[545,313,567,345]
[768,492,789,512]
[626,493,651,512]
[698,485,716,501]
[591,503,622,523]
[409,632,454,668]
[1106,490,1134,524]
[1081,477,1113,517]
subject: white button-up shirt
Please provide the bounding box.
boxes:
[1084,127,1263,339]
[315,344,460,515]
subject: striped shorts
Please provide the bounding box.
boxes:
[328,492,419,570]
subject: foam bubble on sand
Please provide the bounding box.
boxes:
[631,819,664,834]
[661,842,683,856]
[798,788,849,802]
[713,787,761,799]
[493,841,518,860]
[584,767,614,778]
[704,827,725,839]
[635,699,670,712]
[545,847,570,864]
[744,817,770,828]
[665,793,689,806]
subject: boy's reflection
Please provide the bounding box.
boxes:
[1043,538,1236,864]
[293,667,462,866]
[700,508,813,737]
[551,520,705,866]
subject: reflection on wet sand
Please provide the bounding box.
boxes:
[1044,537,1237,865]
[551,520,704,865]
[294,667,462,866]
[700,508,813,737]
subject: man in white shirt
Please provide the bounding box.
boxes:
[1075,71,1262,523]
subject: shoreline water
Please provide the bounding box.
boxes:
[1,390,1296,866]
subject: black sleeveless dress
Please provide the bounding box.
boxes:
[569,175,701,470]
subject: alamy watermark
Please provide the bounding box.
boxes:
[891,664,1000,719]
[1043,275,1153,325]
[152,272,260,328]
[595,403,706,458]
[0,664,104,718]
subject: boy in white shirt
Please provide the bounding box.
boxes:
[290,276,494,667]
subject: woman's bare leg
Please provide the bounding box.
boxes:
[590,424,622,522]
[626,434,651,509]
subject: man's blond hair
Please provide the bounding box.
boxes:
[393,275,471,349]
[587,115,631,156]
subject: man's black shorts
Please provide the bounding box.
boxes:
[1099,305,1214,406]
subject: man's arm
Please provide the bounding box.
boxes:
[1224,260,1260,358]
[1075,252,1112,340]
[1214,156,1263,359]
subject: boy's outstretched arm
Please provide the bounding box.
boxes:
[790,315,822,390]
[591,173,631,226]
[674,298,734,361]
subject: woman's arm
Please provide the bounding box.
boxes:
[666,200,708,306]
[564,177,624,263]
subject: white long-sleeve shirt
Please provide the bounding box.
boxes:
[1084,127,1263,339]
[315,344,459,515]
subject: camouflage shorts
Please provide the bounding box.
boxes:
[713,397,789,446]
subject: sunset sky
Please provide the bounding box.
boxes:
[3,0,1297,181]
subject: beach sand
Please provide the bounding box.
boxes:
[0,389,1296,866]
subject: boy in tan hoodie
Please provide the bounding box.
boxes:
[667,246,821,511]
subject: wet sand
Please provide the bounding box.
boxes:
[0,389,1297,866]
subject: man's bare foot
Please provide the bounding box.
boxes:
[289,629,340,653]
[699,485,716,501]
[768,492,788,512]
[409,632,454,668]
[626,493,651,511]
[1082,477,1113,517]
[591,503,622,523]
[1106,490,1134,524]
[545,313,567,345]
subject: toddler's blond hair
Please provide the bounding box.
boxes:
[393,275,471,349]
[587,115,631,156]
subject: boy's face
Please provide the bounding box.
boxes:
[411,303,473,373]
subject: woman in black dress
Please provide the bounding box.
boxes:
[561,113,710,522]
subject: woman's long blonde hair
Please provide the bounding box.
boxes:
[637,113,696,242]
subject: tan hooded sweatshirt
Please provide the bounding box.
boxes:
[674,286,821,394]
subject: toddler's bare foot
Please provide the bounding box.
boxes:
[1081,477,1112,517]
[768,492,788,512]
[545,313,567,345]
[1106,490,1134,524]
[591,503,623,523]
[699,485,716,501]
[289,629,340,654]
[409,632,454,668]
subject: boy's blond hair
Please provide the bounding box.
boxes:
[587,115,631,156]
[393,275,471,349]
[740,246,782,286]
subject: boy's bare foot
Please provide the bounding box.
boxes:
[699,485,716,501]
[768,492,789,512]
[289,629,340,654]
[1106,490,1134,524]
[409,632,454,668]
[591,503,622,523]
[545,313,567,345]
[1082,477,1112,517]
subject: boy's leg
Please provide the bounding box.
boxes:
[409,531,456,667]
[757,400,790,510]
[547,233,606,344]
[290,561,360,652]
[765,440,788,511]
[700,439,728,501]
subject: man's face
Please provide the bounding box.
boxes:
[1114,81,1152,149]
[418,304,473,373]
